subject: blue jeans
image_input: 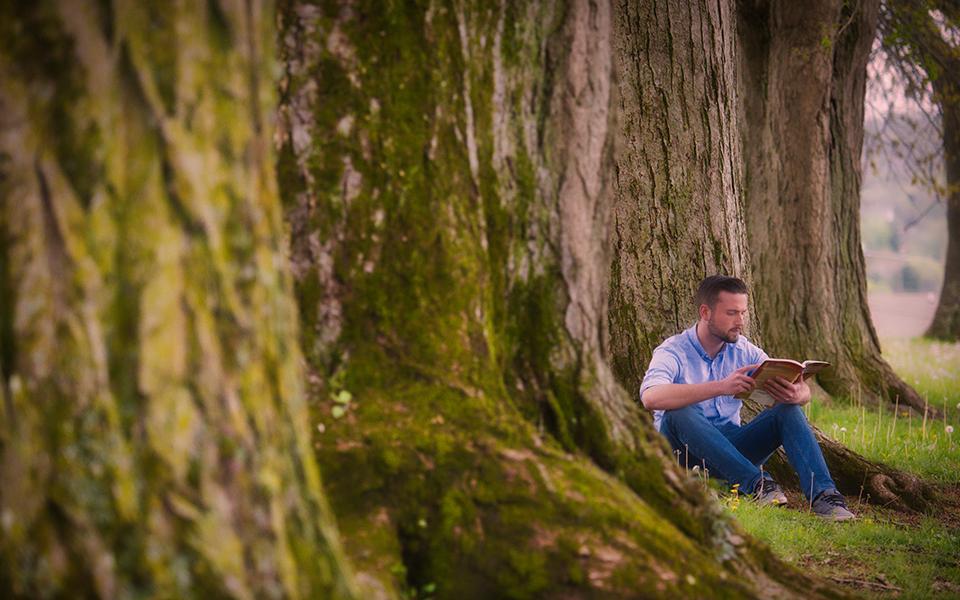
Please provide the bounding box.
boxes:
[659,403,836,499]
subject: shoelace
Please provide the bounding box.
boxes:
[817,493,847,508]
[754,479,781,497]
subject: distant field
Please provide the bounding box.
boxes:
[867,291,938,338]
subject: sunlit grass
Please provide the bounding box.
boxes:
[729,502,960,599]
[806,402,960,483]
[880,337,960,404]
[730,337,960,596]
[804,337,960,483]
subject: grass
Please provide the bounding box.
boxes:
[730,501,960,598]
[727,337,960,597]
[805,401,959,483]
[805,337,960,483]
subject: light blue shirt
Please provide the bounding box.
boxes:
[639,324,768,432]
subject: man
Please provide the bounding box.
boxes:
[639,275,854,521]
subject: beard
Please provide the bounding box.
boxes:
[707,318,741,344]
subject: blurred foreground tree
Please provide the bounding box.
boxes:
[0,1,355,597]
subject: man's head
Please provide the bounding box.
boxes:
[695,275,749,344]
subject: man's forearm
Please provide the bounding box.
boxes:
[641,382,725,411]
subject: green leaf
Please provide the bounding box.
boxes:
[334,390,353,404]
[332,405,346,419]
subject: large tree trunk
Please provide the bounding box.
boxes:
[737,0,929,413]
[0,2,356,597]
[734,0,936,508]
[608,0,752,392]
[278,0,841,597]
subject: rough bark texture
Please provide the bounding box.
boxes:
[608,0,752,397]
[0,2,356,597]
[737,0,929,413]
[278,0,842,598]
[734,0,936,509]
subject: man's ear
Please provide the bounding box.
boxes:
[698,303,710,321]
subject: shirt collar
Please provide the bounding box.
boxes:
[685,323,725,362]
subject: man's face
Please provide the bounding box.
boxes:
[702,291,748,343]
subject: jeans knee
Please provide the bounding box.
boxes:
[662,404,708,431]
[772,402,806,423]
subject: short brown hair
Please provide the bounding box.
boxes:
[695,275,748,308]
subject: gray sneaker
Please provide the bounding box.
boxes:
[811,490,856,521]
[752,478,788,506]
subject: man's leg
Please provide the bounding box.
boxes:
[660,405,764,493]
[725,403,837,500]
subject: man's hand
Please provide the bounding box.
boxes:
[763,376,811,405]
[717,364,758,397]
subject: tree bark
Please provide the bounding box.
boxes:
[279,0,840,597]
[929,93,960,340]
[733,0,936,509]
[0,2,356,597]
[736,0,930,413]
[608,0,752,397]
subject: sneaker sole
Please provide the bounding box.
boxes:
[816,512,856,521]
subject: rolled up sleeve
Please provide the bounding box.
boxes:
[639,349,681,404]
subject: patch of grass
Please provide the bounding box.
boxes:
[804,338,960,483]
[806,401,960,483]
[729,501,960,599]
[881,337,960,404]
[730,338,960,597]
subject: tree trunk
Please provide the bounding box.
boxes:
[737,0,929,413]
[928,94,960,340]
[733,0,936,509]
[608,0,752,395]
[923,18,960,340]
[0,2,356,597]
[279,0,839,597]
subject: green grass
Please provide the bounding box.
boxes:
[881,337,960,405]
[729,338,960,597]
[729,501,960,599]
[805,402,960,483]
[805,338,960,483]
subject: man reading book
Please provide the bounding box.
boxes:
[639,275,854,520]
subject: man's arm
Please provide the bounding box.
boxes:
[641,364,759,411]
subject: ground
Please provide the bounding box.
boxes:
[725,318,960,599]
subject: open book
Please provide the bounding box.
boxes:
[734,359,830,407]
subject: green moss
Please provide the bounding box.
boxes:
[281,1,795,597]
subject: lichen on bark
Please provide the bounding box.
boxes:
[278,0,840,597]
[0,1,356,597]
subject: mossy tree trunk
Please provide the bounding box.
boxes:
[278,0,841,598]
[608,0,752,394]
[0,1,355,597]
[734,0,936,509]
[737,0,929,413]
